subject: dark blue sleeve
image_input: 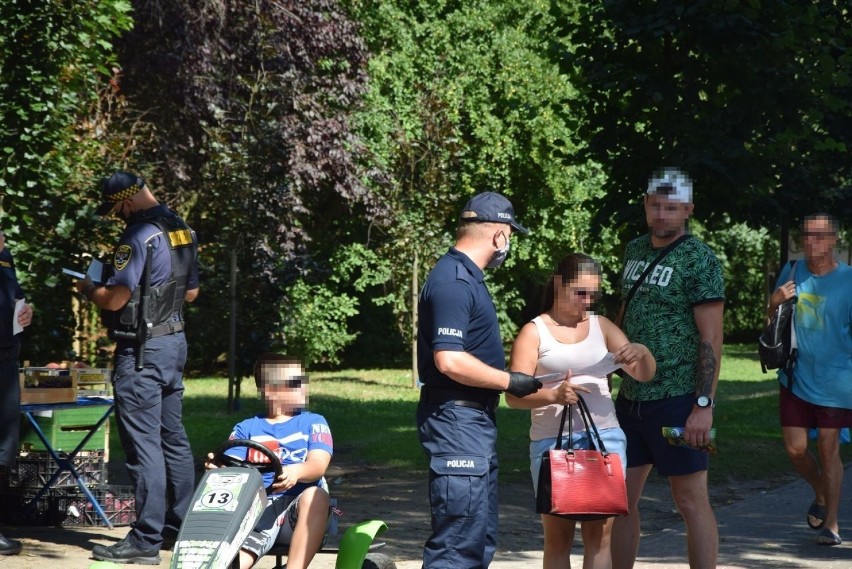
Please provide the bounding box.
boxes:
[427,280,474,352]
[0,250,24,298]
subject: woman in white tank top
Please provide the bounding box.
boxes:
[507,253,655,569]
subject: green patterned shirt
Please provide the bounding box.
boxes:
[619,234,724,401]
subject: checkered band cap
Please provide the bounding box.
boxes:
[96,171,145,216]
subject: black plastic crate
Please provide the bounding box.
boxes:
[11,450,107,489]
[0,484,135,527]
[62,484,136,527]
[0,488,69,526]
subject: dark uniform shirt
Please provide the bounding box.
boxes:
[105,204,199,323]
[417,247,504,394]
[0,248,24,348]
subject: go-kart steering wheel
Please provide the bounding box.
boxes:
[213,439,284,492]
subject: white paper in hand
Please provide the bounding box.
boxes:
[13,298,24,335]
[572,353,622,377]
[534,372,565,384]
[86,259,105,284]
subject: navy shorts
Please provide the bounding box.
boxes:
[615,393,710,477]
[779,385,852,429]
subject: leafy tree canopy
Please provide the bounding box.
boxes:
[0,0,133,362]
[553,0,852,235]
[346,0,614,348]
[107,0,382,371]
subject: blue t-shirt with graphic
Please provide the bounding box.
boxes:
[226,411,333,496]
[777,261,852,409]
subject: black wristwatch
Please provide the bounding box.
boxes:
[695,395,714,408]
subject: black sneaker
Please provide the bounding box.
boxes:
[92,537,161,565]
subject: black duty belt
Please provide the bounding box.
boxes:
[148,321,184,338]
[420,386,499,413]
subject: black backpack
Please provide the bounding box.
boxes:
[758,261,798,377]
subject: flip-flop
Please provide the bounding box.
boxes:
[817,528,841,546]
[807,501,826,529]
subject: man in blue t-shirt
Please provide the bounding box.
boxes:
[767,213,852,547]
[206,354,333,569]
[416,191,540,568]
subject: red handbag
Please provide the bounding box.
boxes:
[535,395,628,520]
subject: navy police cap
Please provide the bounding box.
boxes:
[459,191,529,234]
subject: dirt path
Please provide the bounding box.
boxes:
[2,459,786,568]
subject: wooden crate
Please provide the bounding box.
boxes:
[19,368,78,405]
[73,367,111,396]
[19,406,109,453]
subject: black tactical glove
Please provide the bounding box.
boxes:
[506,371,542,397]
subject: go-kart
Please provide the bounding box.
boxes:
[169,439,396,569]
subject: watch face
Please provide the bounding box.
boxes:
[697,395,711,407]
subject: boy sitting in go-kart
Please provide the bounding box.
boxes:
[204,353,333,569]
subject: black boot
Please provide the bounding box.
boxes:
[0,533,22,556]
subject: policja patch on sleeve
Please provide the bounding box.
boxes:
[114,244,132,271]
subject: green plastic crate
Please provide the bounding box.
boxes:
[19,406,109,453]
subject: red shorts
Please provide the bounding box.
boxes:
[779,385,851,428]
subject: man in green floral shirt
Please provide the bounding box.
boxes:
[611,167,725,569]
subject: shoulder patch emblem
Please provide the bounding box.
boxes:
[114,244,132,271]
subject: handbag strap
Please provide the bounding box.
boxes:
[554,405,569,450]
[563,394,611,455]
[556,396,612,455]
[565,399,587,452]
[575,395,610,455]
[615,234,692,327]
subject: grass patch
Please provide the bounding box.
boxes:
[108,344,852,489]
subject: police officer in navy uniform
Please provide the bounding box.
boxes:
[76,171,199,565]
[0,230,33,556]
[417,192,541,568]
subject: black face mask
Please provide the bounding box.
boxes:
[112,202,130,222]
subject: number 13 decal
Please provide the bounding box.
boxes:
[202,490,234,507]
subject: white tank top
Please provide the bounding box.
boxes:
[529,315,619,441]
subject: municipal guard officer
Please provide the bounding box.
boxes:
[416,191,541,568]
[76,171,199,565]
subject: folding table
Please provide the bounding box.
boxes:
[20,396,116,528]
